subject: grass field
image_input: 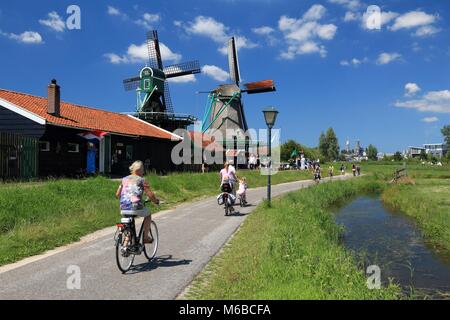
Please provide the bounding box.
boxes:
[0,169,312,266]
[184,177,401,300]
[183,162,449,300]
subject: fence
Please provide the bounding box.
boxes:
[0,132,38,180]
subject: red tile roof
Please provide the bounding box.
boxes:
[0,89,177,140]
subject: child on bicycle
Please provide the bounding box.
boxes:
[237,177,248,205]
[116,161,160,244]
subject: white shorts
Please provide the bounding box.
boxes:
[120,207,150,218]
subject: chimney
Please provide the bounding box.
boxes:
[47,79,60,117]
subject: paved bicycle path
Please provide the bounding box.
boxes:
[0,174,354,300]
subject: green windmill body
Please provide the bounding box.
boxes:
[135,67,166,113]
[123,30,201,131]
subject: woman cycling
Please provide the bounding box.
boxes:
[116,161,160,244]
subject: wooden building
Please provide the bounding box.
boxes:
[0,80,181,178]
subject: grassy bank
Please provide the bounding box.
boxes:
[184,178,400,300]
[0,169,311,266]
[356,162,450,250]
[381,178,450,251]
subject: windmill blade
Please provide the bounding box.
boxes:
[123,76,141,91]
[164,61,201,79]
[243,80,276,94]
[147,30,164,70]
[228,37,241,86]
[162,81,175,114]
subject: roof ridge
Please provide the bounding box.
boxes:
[0,88,131,117]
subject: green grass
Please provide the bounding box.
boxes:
[0,169,312,266]
[184,178,400,300]
[355,162,450,250]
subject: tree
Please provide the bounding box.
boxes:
[419,149,427,161]
[326,128,340,161]
[280,140,302,162]
[366,144,378,161]
[319,132,328,159]
[318,128,340,161]
[393,151,403,162]
[441,125,450,145]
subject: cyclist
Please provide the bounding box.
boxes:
[116,161,159,244]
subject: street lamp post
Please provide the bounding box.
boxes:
[263,106,279,207]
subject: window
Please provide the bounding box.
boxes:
[144,79,151,90]
[39,141,50,152]
[68,143,79,153]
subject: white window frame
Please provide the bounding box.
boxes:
[39,141,50,152]
[67,143,80,153]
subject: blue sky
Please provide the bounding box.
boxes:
[0,0,449,153]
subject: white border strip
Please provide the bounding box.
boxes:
[127,114,183,141]
[0,97,46,125]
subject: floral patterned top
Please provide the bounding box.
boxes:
[119,175,148,211]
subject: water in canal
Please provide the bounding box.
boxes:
[334,196,450,299]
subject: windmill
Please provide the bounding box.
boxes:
[200,37,276,164]
[123,30,201,131]
[201,37,276,140]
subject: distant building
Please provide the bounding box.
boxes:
[407,143,448,159]
[423,143,448,159]
[407,146,426,158]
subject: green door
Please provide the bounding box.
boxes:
[20,137,38,179]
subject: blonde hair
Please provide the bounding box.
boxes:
[129,161,144,175]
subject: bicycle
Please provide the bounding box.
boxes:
[114,201,159,273]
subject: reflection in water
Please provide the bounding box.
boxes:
[334,196,450,299]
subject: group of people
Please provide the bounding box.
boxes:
[115,159,361,230]
[219,160,248,207]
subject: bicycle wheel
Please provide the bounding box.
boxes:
[116,228,135,273]
[143,221,159,261]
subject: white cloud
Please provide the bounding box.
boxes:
[340,57,367,67]
[376,52,402,65]
[107,6,121,16]
[167,74,196,83]
[39,12,66,32]
[278,5,337,60]
[1,30,43,44]
[405,83,421,97]
[421,117,439,123]
[252,26,275,35]
[218,36,258,55]
[303,4,327,21]
[183,16,229,43]
[413,25,441,37]
[178,16,258,54]
[105,42,182,64]
[328,0,361,11]
[202,65,230,82]
[361,11,399,30]
[135,12,161,29]
[395,89,450,114]
[390,11,437,31]
[316,24,338,40]
[104,53,128,64]
[344,11,359,22]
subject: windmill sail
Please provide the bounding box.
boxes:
[228,37,241,86]
[147,30,164,70]
[164,61,201,79]
[123,76,142,91]
[163,81,174,114]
